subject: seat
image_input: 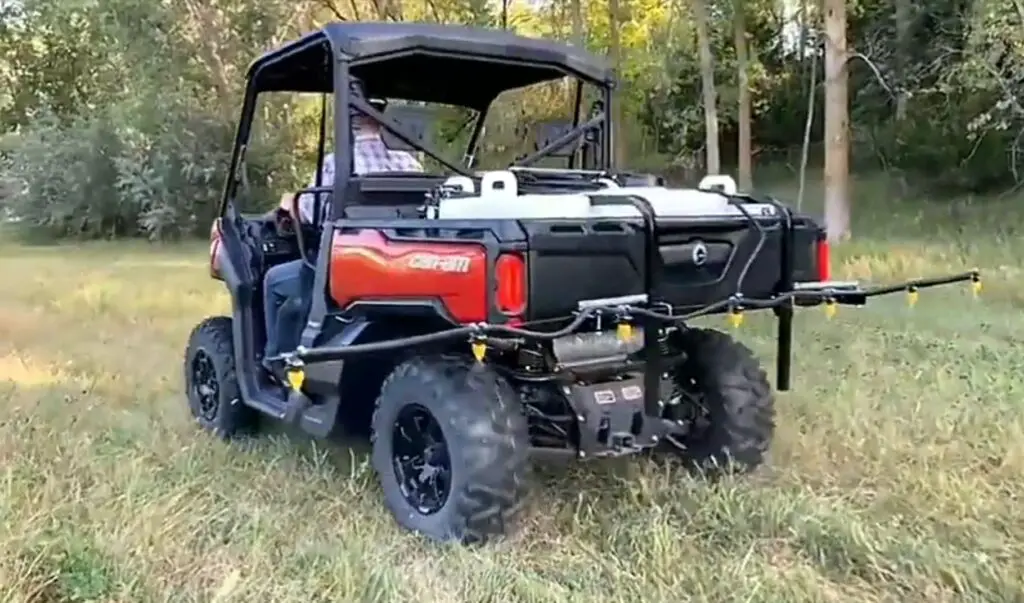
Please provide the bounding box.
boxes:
[532,119,584,158]
[341,176,443,219]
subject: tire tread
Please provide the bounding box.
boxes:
[371,356,530,545]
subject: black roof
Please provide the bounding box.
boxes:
[246,22,613,109]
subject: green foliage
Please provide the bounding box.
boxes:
[843,0,1024,194]
[1,0,1022,240]
[2,99,284,240]
[0,0,303,239]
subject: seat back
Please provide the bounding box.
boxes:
[532,119,583,158]
[380,105,437,152]
[341,176,445,219]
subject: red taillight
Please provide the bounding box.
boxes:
[495,253,527,316]
[816,237,830,282]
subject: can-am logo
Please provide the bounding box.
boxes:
[407,253,472,273]
[691,240,708,266]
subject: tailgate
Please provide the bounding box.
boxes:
[518,195,821,320]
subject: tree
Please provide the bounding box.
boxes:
[570,0,583,46]
[691,0,721,174]
[4,0,1022,243]
[607,0,626,166]
[798,0,808,65]
[893,0,911,120]
[734,1,752,189]
[823,0,850,242]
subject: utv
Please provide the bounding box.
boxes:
[185,22,979,545]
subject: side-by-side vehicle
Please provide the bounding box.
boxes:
[185,22,980,544]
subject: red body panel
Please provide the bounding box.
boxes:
[328,229,489,323]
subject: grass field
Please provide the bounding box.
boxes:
[2,181,1023,602]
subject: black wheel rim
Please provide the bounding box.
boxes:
[191,350,219,422]
[391,404,452,515]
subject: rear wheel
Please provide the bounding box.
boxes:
[371,356,530,545]
[655,328,775,475]
[183,316,257,439]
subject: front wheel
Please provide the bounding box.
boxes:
[183,316,257,439]
[371,356,531,545]
[655,328,775,476]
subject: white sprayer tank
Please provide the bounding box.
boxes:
[434,171,777,221]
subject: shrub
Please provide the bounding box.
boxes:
[1,100,290,241]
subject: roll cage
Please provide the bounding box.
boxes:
[219,22,617,221]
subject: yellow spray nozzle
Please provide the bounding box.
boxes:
[824,299,837,320]
[616,321,634,342]
[906,286,919,307]
[470,340,487,363]
[286,368,305,392]
[971,274,982,297]
[727,308,744,328]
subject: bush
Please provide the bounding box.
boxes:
[0,100,290,241]
[870,87,1023,197]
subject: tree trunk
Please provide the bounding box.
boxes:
[734,1,752,190]
[798,0,808,64]
[894,0,910,120]
[692,0,721,175]
[607,0,626,167]
[798,0,809,96]
[369,0,402,20]
[571,0,584,46]
[823,0,850,242]
[180,0,233,119]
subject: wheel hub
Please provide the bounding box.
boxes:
[392,404,452,515]
[191,350,219,421]
[662,368,712,449]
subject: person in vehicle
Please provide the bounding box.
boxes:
[261,95,424,374]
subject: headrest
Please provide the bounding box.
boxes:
[379,105,436,151]
[348,77,387,116]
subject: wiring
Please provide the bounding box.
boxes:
[280,182,979,366]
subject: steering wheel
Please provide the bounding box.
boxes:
[273,207,295,237]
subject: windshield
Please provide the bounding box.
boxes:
[367,75,608,175]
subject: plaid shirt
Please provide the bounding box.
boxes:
[297,134,423,224]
